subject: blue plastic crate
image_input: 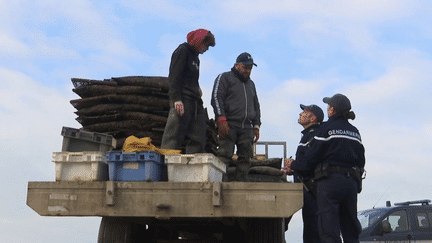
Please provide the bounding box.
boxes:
[106,151,164,181]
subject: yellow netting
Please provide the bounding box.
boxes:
[122,135,181,155]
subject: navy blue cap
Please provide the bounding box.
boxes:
[323,93,351,112]
[236,52,257,66]
[300,104,324,123]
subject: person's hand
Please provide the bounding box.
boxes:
[281,158,294,175]
[174,101,184,116]
[253,128,260,143]
[217,116,229,138]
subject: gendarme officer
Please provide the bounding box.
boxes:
[301,94,365,243]
[288,104,324,243]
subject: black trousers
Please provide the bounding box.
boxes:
[161,98,206,153]
[217,125,253,181]
[217,125,254,162]
[316,173,362,243]
[303,187,321,243]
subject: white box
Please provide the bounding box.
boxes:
[52,151,108,181]
[165,153,226,182]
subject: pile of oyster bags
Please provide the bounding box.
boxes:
[70,76,284,182]
[70,76,218,153]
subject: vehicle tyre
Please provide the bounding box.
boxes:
[245,218,284,243]
[224,227,246,243]
[98,217,152,243]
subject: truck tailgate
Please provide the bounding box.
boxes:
[27,181,303,218]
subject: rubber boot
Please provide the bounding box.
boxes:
[235,158,251,182]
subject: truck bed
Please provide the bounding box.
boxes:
[27,181,303,218]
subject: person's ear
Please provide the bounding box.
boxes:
[328,106,336,116]
[310,115,317,122]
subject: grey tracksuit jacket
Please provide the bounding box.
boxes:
[211,68,261,129]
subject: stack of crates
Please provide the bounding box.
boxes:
[52,127,117,181]
[52,127,222,183]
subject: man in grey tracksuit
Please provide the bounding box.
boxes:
[211,52,261,181]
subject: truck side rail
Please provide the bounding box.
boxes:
[254,141,287,160]
[27,181,302,218]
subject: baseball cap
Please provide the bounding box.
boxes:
[323,93,351,112]
[300,104,324,123]
[236,52,257,66]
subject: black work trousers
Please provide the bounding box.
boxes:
[316,173,362,243]
[217,125,253,181]
[303,187,321,243]
[217,125,254,163]
[161,98,206,154]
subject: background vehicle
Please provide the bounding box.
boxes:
[358,199,432,242]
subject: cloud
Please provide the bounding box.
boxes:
[0,67,78,171]
[345,66,415,105]
[0,33,31,56]
[220,0,415,24]
[157,33,184,57]
[254,78,328,154]
[424,124,432,140]
[215,0,424,55]
[123,0,193,17]
[0,68,81,238]
[0,0,147,64]
[47,1,146,59]
[342,49,432,121]
[119,0,215,28]
[260,78,325,127]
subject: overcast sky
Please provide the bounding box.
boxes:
[1,0,432,242]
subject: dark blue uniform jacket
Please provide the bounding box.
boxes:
[292,124,320,182]
[292,114,365,174]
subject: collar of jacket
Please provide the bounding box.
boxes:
[184,42,200,56]
[181,42,199,56]
[328,113,346,122]
[231,66,249,83]
[301,123,320,135]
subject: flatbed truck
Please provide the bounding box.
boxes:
[26,143,303,243]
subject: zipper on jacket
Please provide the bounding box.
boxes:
[242,83,248,128]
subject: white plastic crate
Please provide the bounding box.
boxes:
[52,151,108,181]
[165,153,226,182]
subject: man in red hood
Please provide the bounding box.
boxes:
[187,29,215,54]
[161,29,215,153]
